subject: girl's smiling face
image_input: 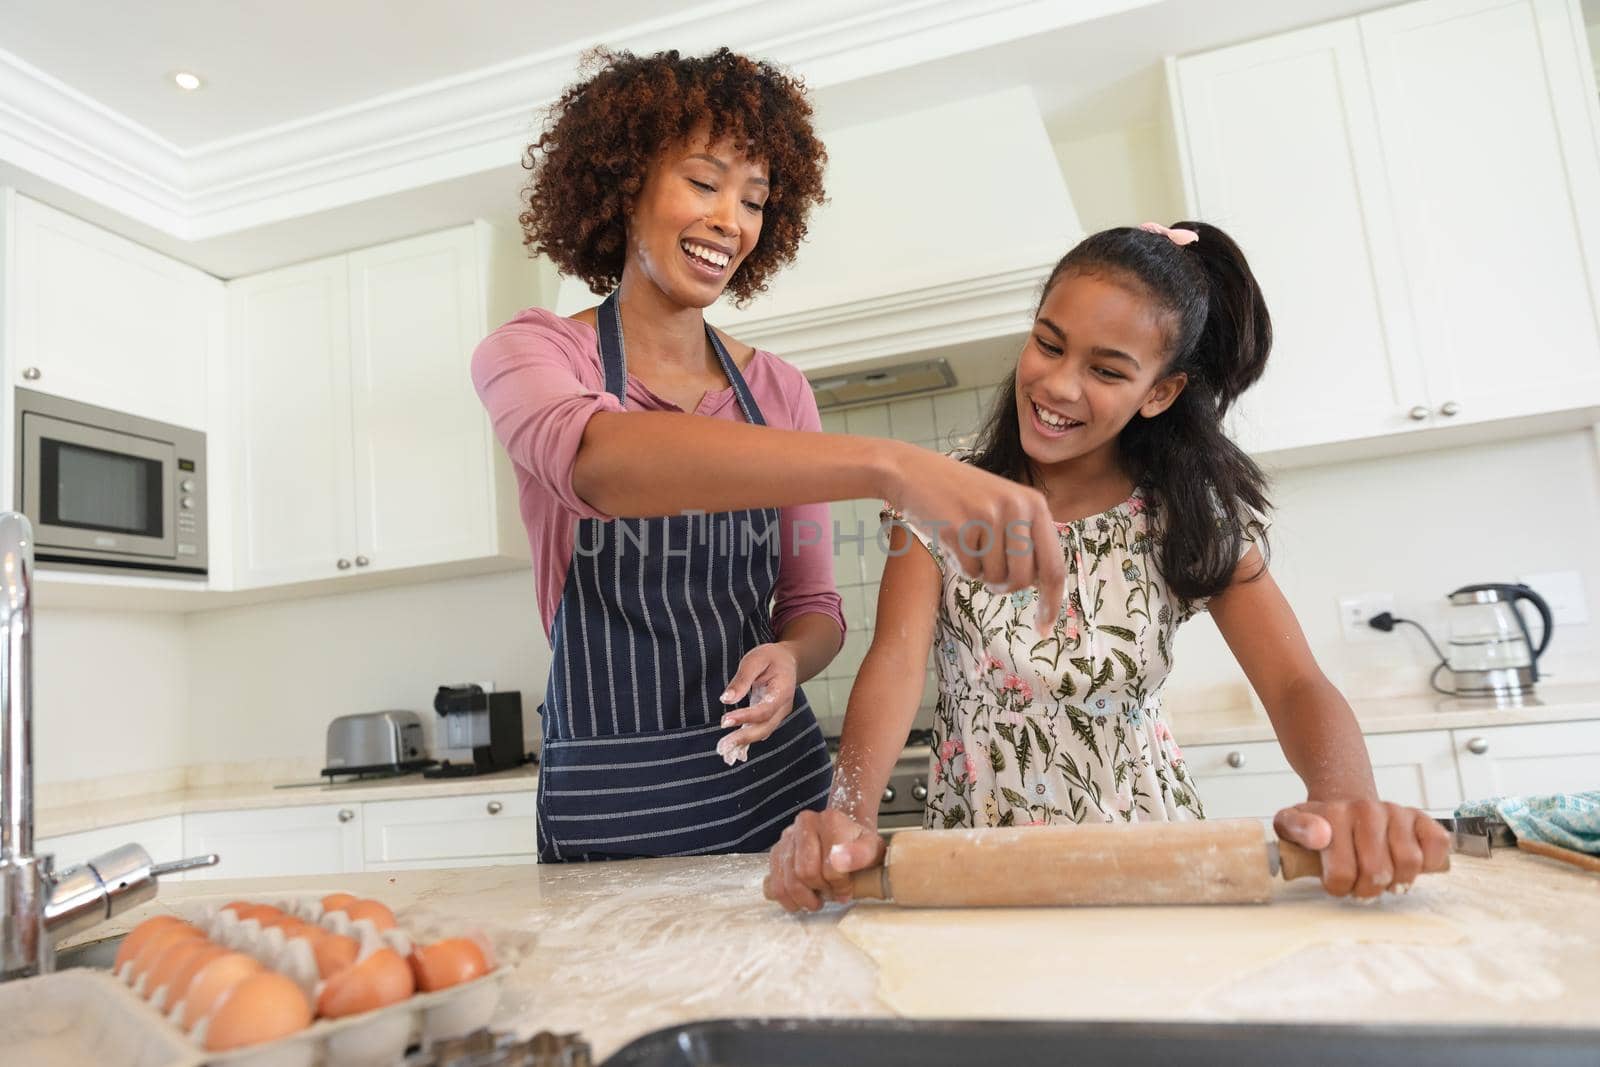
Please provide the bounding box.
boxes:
[1015,271,1188,469]
[626,129,769,308]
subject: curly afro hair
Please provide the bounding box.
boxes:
[520,47,827,305]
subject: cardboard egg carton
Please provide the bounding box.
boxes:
[44,890,513,1067]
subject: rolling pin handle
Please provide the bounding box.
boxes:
[1276,839,1324,882]
[849,866,889,901]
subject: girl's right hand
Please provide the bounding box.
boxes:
[764,809,886,913]
[883,445,1064,634]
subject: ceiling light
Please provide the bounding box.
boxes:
[173,72,203,91]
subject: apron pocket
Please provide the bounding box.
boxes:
[539,711,831,860]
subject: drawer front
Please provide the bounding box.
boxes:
[1184,731,1462,818]
[1454,720,1600,800]
[38,815,185,877]
[362,792,536,865]
[1182,740,1304,820]
[183,804,363,880]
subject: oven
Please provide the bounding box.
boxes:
[828,729,934,833]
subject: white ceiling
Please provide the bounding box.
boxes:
[0,0,1554,279]
[0,0,669,149]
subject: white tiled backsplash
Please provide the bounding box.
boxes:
[809,385,1001,735]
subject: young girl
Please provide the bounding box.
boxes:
[765,222,1452,902]
[473,48,1064,862]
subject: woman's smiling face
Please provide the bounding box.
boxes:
[1014,271,1187,468]
[626,128,769,308]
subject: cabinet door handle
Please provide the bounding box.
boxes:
[1407,405,1429,421]
[337,808,355,823]
[21,367,40,381]
[355,556,370,567]
[1226,751,1245,768]
[1465,736,1489,755]
[1438,401,1460,417]
[486,801,503,815]
[337,559,352,570]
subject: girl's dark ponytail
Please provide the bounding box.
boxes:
[1180,221,1271,415]
[971,221,1273,603]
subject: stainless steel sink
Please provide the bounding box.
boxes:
[52,932,123,970]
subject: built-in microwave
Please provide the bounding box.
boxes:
[15,388,207,578]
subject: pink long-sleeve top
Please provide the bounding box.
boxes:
[471,307,846,647]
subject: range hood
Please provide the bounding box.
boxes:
[555,88,1083,391]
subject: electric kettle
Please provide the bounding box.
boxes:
[1445,583,1553,697]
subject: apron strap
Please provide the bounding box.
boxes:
[596,290,767,426]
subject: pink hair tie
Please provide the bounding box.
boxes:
[1139,221,1199,246]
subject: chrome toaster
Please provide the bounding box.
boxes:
[323,710,430,777]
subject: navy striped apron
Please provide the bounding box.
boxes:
[536,291,834,862]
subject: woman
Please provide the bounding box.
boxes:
[473,48,1064,862]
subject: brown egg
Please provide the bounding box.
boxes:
[143,937,218,1002]
[203,972,312,1051]
[342,899,396,931]
[309,930,358,978]
[113,915,186,972]
[239,903,285,924]
[316,947,415,1017]
[128,923,205,985]
[409,938,489,992]
[162,944,230,1008]
[261,915,315,943]
[320,892,358,914]
[181,951,264,1031]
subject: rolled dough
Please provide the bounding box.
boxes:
[839,881,1466,1019]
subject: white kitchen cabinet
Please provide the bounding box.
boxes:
[347,228,503,575]
[183,804,364,881]
[228,257,357,586]
[1184,730,1464,818]
[1169,21,1423,455]
[227,222,532,589]
[1360,0,1600,427]
[362,792,537,871]
[6,193,222,431]
[37,815,185,877]
[1169,0,1600,458]
[1454,719,1600,800]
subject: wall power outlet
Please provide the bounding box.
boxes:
[1337,592,1394,642]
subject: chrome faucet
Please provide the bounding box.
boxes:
[0,513,216,980]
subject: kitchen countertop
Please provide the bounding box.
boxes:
[1168,681,1600,746]
[36,682,1600,839]
[67,849,1600,1062]
[36,765,538,839]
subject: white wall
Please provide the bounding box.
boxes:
[1167,430,1600,714]
[31,609,188,785]
[183,569,551,766]
[1053,122,1185,233]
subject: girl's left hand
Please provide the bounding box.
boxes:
[716,643,799,764]
[1274,799,1452,898]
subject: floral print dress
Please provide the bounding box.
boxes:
[887,483,1227,829]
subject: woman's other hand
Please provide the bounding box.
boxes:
[717,643,800,763]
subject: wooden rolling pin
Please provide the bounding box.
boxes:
[848,820,1431,906]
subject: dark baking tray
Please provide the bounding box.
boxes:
[600,1017,1600,1067]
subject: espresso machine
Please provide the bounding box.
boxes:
[423,684,526,778]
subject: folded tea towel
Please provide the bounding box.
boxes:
[1455,790,1600,855]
